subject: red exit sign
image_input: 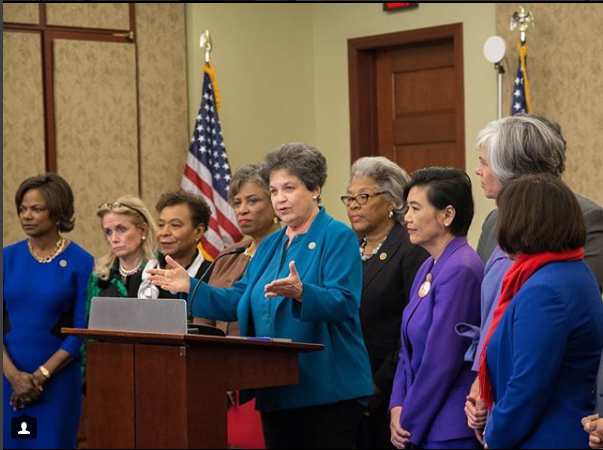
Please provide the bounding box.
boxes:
[383,3,419,12]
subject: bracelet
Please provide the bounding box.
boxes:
[39,365,51,379]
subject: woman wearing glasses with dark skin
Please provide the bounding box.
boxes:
[344,157,428,449]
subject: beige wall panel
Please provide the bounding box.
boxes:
[3,32,46,247]
[136,3,188,211]
[46,3,129,30]
[54,39,138,258]
[497,3,603,207]
[3,3,39,25]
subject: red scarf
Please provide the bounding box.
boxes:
[478,248,585,410]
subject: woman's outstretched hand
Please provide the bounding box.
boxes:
[146,255,191,293]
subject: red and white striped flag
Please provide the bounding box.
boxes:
[181,63,242,260]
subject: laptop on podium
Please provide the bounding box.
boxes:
[88,297,188,335]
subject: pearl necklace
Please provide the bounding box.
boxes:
[28,237,66,263]
[119,260,142,278]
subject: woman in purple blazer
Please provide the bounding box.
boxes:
[389,167,484,449]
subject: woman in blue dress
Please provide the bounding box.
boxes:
[3,174,94,449]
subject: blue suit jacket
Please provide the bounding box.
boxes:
[484,260,603,449]
[190,208,373,411]
[390,237,484,445]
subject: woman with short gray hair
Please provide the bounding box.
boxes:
[260,142,327,199]
[343,156,428,449]
[465,114,603,443]
[148,142,373,449]
[347,156,410,223]
[476,114,566,187]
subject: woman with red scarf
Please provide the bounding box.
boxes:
[480,174,603,449]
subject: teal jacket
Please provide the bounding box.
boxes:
[190,207,373,411]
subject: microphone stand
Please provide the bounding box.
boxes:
[187,246,247,323]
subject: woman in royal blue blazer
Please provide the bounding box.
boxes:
[389,167,484,449]
[479,174,603,449]
[148,143,373,449]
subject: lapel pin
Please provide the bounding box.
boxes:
[380,252,387,260]
[308,242,316,250]
[59,259,68,268]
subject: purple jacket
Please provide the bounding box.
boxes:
[390,236,484,446]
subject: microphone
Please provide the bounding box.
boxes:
[188,246,247,319]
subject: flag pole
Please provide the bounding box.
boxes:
[186,30,242,261]
[199,29,212,64]
[510,6,534,47]
[510,7,534,114]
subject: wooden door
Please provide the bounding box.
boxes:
[349,23,465,174]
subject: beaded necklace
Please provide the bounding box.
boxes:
[359,235,387,262]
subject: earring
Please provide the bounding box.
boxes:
[142,236,146,241]
[273,216,279,224]
[444,222,450,227]
[388,210,394,219]
[312,196,318,201]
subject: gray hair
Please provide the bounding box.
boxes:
[349,156,410,223]
[228,164,268,202]
[261,142,327,194]
[476,114,566,187]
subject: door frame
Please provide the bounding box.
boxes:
[348,23,465,168]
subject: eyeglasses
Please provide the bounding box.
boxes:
[98,201,147,222]
[340,192,386,206]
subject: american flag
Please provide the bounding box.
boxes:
[511,44,531,115]
[182,64,243,259]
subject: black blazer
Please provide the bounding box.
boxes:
[360,222,429,393]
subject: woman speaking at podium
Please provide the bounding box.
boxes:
[148,142,373,449]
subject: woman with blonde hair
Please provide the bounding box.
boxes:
[87,196,157,302]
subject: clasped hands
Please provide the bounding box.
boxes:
[147,256,303,301]
[8,369,46,411]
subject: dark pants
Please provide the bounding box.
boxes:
[261,399,365,449]
[356,397,395,449]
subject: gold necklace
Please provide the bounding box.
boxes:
[244,245,255,258]
[28,237,66,264]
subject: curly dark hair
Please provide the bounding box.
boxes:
[155,191,211,228]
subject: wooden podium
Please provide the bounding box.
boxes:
[64,328,323,449]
